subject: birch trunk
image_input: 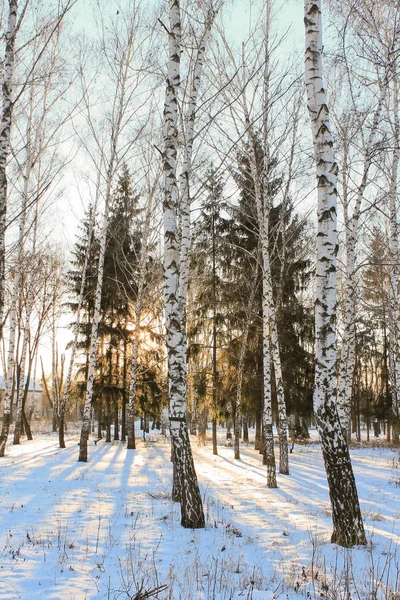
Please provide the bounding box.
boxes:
[234,260,258,460]
[0,1,18,339]
[304,0,366,547]
[176,9,215,458]
[0,282,18,456]
[388,72,400,424]
[78,203,109,462]
[178,8,215,328]
[262,0,289,476]
[13,310,31,445]
[11,97,36,444]
[241,103,276,486]
[0,117,30,455]
[59,206,96,449]
[163,0,204,528]
[0,1,21,452]
[51,304,59,432]
[211,207,218,456]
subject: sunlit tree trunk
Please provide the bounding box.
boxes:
[0,282,18,457]
[178,6,215,330]
[241,99,277,486]
[0,118,30,455]
[262,0,289,476]
[163,0,204,528]
[78,201,109,462]
[0,0,18,340]
[388,72,400,425]
[60,205,96,448]
[304,0,366,547]
[0,0,20,456]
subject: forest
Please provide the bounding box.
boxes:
[0,0,399,599]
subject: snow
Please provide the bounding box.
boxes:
[0,428,399,599]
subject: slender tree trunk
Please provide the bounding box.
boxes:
[60,204,96,448]
[0,285,17,456]
[177,6,215,329]
[242,111,276,485]
[212,205,218,456]
[163,0,204,528]
[121,334,127,442]
[262,0,288,475]
[0,1,18,340]
[13,334,29,445]
[234,263,258,460]
[176,8,216,464]
[388,72,400,425]
[0,166,29,453]
[51,306,59,433]
[78,203,109,462]
[304,0,366,547]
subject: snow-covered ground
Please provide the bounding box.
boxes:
[0,427,399,599]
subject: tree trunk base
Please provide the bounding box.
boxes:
[316,410,366,547]
[172,424,205,528]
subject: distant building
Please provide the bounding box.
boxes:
[0,376,44,420]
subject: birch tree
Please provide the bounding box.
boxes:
[0,1,20,456]
[162,0,204,528]
[387,66,400,432]
[0,0,25,341]
[59,201,96,449]
[0,0,77,456]
[304,0,366,547]
[328,0,400,439]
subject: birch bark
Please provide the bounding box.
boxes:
[0,124,30,456]
[78,200,109,462]
[178,7,215,331]
[163,0,204,528]
[0,280,18,456]
[234,259,258,460]
[60,205,96,448]
[262,2,288,474]
[241,98,277,486]
[0,1,18,340]
[0,1,20,452]
[304,0,366,547]
[388,72,400,424]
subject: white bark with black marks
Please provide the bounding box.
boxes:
[163,0,204,528]
[241,94,277,487]
[388,72,400,421]
[0,0,18,339]
[305,0,366,547]
[78,202,109,463]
